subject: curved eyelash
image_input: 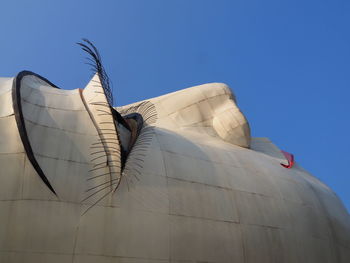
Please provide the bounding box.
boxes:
[77,38,114,107]
[78,39,122,213]
[77,40,159,215]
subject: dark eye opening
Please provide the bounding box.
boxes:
[111,108,143,168]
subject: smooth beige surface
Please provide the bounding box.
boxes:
[0,78,13,118]
[0,75,349,263]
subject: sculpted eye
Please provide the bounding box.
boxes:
[78,39,147,171]
[9,39,156,211]
[78,39,157,211]
[111,109,143,167]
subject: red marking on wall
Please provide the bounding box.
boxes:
[281,150,294,168]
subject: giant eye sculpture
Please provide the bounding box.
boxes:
[0,40,349,263]
[10,40,157,214]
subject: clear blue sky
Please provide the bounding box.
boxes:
[0,0,349,212]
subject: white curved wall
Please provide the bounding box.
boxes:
[0,75,349,263]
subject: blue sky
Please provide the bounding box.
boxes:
[0,0,349,211]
